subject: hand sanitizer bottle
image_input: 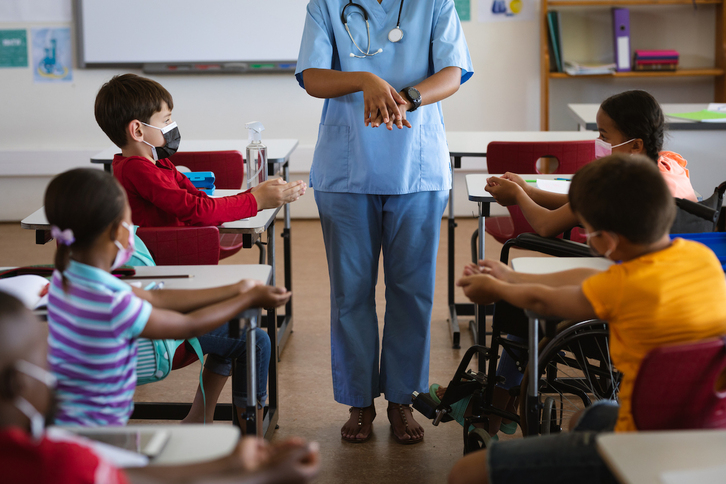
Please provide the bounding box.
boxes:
[245,121,267,190]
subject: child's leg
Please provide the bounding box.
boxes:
[181,367,229,424]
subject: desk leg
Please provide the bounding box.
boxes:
[278,163,294,356]
[245,313,259,435]
[448,155,461,349]
[265,221,280,438]
[526,315,540,436]
[471,202,493,371]
[103,163,111,173]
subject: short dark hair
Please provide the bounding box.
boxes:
[569,153,675,244]
[44,169,127,288]
[94,73,174,148]
[600,90,665,163]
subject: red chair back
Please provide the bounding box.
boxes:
[485,141,596,243]
[169,151,245,189]
[631,336,726,431]
[136,226,221,265]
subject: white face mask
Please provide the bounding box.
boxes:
[13,360,57,441]
[585,230,618,259]
[111,222,136,271]
[594,138,636,159]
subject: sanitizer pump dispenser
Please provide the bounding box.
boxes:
[245,121,267,190]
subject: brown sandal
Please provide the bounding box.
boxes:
[341,406,375,443]
[389,404,424,445]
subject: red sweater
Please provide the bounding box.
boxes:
[0,427,129,484]
[112,155,257,227]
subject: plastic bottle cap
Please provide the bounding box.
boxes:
[246,121,265,141]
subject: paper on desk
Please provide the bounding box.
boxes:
[0,275,49,309]
[707,103,726,113]
[536,179,571,195]
[661,462,726,484]
[667,110,726,123]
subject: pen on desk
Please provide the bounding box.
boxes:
[524,179,537,183]
[554,178,571,181]
[144,282,158,290]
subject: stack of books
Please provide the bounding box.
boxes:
[633,50,679,71]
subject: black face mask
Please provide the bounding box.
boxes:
[141,121,181,160]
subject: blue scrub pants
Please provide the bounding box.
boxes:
[315,189,449,407]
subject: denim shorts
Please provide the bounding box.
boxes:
[488,401,620,484]
[196,325,271,407]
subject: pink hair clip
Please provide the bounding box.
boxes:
[50,225,75,246]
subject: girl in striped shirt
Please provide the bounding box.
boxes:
[44,168,289,427]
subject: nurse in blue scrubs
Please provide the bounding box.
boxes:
[296,0,473,444]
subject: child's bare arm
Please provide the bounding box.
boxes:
[131,280,262,313]
[139,285,290,340]
[457,274,597,320]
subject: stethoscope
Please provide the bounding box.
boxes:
[341,0,405,58]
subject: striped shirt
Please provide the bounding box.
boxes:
[47,260,151,427]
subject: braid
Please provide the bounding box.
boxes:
[54,243,71,292]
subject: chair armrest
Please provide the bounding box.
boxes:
[501,233,591,263]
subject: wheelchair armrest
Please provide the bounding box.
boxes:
[501,233,592,263]
[675,198,719,224]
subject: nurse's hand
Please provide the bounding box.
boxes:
[361,73,406,128]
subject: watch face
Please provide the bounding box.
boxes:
[406,87,421,102]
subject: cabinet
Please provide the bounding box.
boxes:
[540,0,726,130]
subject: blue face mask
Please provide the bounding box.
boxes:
[141,121,181,161]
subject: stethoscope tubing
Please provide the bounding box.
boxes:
[342,0,405,57]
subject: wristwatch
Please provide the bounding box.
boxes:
[401,86,422,112]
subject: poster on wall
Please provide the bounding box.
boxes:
[31,27,72,83]
[0,29,28,68]
[479,0,536,22]
[455,0,471,21]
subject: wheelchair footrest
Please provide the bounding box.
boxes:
[412,392,454,423]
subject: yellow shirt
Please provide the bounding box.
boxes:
[582,238,726,432]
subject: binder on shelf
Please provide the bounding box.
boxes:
[612,8,631,72]
[547,11,563,73]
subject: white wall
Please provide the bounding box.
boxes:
[0,1,718,220]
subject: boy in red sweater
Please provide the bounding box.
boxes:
[94,74,306,227]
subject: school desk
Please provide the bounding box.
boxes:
[512,256,613,436]
[462,173,578,350]
[91,139,299,351]
[444,132,598,349]
[60,424,240,466]
[21,190,294,359]
[567,103,726,195]
[597,429,726,484]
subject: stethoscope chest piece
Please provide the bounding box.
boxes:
[388,26,404,43]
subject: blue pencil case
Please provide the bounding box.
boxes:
[183,171,215,195]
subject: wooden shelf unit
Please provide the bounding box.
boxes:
[540,0,726,130]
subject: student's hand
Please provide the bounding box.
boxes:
[477,259,514,282]
[260,439,321,484]
[501,172,529,191]
[485,176,525,206]
[251,178,307,209]
[456,274,501,305]
[248,285,291,309]
[361,73,406,128]
[236,279,263,294]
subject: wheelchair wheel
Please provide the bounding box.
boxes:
[521,320,621,436]
[464,428,492,454]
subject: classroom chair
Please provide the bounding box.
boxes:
[482,140,596,245]
[136,226,221,265]
[168,151,247,260]
[631,336,726,431]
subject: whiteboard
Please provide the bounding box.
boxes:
[77,0,308,67]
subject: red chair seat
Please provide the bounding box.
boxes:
[171,341,200,370]
[632,337,726,430]
[219,233,246,260]
[136,226,221,265]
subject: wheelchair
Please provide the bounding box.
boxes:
[413,299,621,454]
[414,181,726,455]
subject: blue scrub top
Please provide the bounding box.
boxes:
[296,0,473,195]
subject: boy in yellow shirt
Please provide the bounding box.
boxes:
[449,153,726,484]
